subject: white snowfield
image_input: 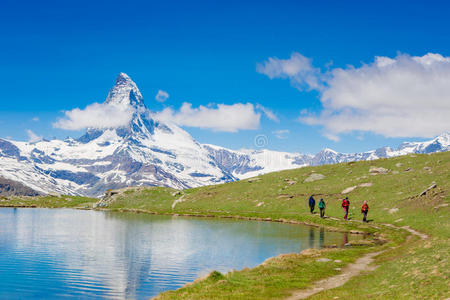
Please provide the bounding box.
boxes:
[0,73,448,197]
[202,144,312,179]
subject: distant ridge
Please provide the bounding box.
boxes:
[204,132,450,179]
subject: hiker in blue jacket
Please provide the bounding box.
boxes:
[308,195,316,213]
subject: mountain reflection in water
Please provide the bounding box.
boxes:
[0,208,359,299]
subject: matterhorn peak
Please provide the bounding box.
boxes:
[105,72,145,108]
[117,72,131,81]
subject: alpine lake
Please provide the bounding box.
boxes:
[0,208,361,299]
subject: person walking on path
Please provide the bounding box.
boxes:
[342,197,350,220]
[318,198,326,218]
[361,200,369,222]
[308,195,316,214]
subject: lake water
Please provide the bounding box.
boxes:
[0,208,354,299]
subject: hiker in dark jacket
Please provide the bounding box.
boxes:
[318,198,326,218]
[342,197,350,220]
[361,200,369,222]
[308,195,316,213]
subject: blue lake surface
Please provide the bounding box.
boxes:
[0,208,353,299]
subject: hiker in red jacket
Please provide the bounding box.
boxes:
[361,200,369,222]
[342,197,350,220]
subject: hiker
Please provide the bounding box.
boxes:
[318,198,326,218]
[308,195,316,213]
[361,200,369,222]
[342,197,350,220]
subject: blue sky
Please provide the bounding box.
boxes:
[1,0,449,153]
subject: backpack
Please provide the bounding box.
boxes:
[361,203,369,213]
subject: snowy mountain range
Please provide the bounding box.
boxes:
[0,73,448,197]
[205,131,450,179]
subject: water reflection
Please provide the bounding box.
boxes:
[0,208,359,299]
[343,232,349,246]
[309,227,315,248]
[319,227,325,248]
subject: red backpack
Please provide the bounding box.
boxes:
[342,199,350,208]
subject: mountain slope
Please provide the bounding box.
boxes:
[0,176,41,197]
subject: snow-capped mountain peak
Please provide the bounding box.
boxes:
[105,72,145,108]
[80,73,159,143]
[397,132,450,154]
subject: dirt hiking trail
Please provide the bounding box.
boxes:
[285,223,429,299]
[285,251,384,300]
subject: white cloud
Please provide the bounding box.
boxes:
[32,117,39,122]
[26,129,42,143]
[256,104,279,122]
[272,129,289,139]
[154,102,260,132]
[259,52,450,139]
[53,102,134,130]
[155,90,170,103]
[257,52,324,91]
[322,132,340,142]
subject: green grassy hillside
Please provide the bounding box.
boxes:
[0,194,97,208]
